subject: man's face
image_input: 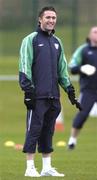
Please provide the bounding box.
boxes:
[89,27,97,44]
[39,10,57,32]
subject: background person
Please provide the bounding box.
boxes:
[68,26,97,149]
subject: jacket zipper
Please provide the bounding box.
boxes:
[48,36,54,98]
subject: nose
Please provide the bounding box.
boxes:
[49,18,54,22]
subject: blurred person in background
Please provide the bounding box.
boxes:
[19,6,81,177]
[68,26,97,150]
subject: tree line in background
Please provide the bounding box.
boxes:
[0,0,97,29]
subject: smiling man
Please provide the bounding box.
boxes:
[39,8,57,32]
[19,6,80,177]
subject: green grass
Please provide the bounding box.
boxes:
[0,27,32,57]
[0,56,18,75]
[0,58,97,180]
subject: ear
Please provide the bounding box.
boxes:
[39,17,42,24]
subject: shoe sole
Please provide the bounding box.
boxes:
[25,174,40,177]
[41,173,65,177]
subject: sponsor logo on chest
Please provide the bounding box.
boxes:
[87,51,93,55]
[54,43,59,49]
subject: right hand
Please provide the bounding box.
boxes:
[24,92,35,110]
[80,64,96,76]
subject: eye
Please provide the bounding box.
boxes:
[46,16,56,20]
[46,16,51,19]
[52,16,56,20]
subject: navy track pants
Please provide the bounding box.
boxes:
[73,90,97,129]
[23,99,61,153]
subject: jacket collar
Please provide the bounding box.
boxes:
[36,26,55,36]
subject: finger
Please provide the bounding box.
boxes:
[75,101,82,111]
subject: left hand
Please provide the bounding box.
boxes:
[66,84,76,105]
[66,85,82,111]
[74,98,82,111]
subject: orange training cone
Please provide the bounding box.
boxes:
[55,111,64,131]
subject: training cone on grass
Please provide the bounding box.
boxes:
[14,144,23,150]
[56,141,66,147]
[4,141,15,147]
[55,111,64,131]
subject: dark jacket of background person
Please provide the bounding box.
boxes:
[69,42,97,92]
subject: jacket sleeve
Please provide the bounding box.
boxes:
[58,39,71,91]
[19,34,35,92]
[69,44,86,74]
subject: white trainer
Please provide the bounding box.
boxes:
[25,167,40,177]
[68,137,77,150]
[41,167,65,177]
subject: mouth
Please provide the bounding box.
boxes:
[47,23,55,28]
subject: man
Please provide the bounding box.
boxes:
[19,6,80,177]
[68,26,97,150]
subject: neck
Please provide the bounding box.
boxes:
[91,41,97,47]
[43,29,52,34]
[40,26,52,34]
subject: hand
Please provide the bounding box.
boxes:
[74,98,82,111]
[80,64,96,76]
[66,84,76,105]
[24,92,35,110]
[66,85,82,111]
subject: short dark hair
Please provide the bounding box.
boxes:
[38,6,57,18]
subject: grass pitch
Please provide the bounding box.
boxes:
[0,58,97,180]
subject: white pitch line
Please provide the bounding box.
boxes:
[0,75,79,81]
[0,75,18,81]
